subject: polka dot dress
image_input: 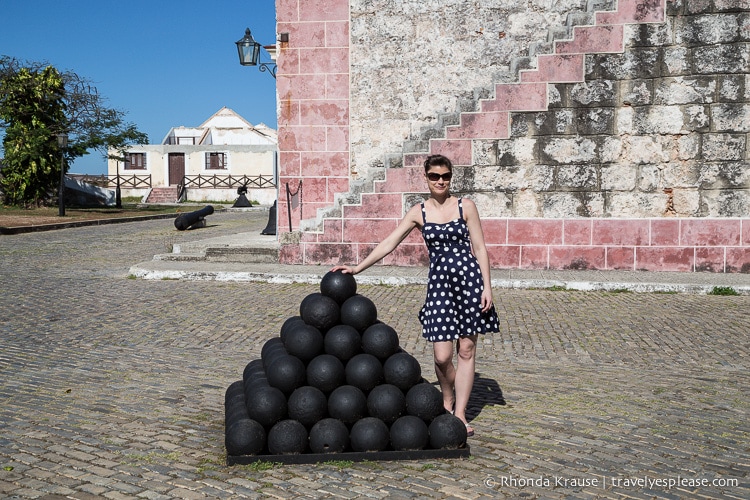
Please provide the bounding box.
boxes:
[418,198,500,342]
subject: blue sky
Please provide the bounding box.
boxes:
[0,0,278,174]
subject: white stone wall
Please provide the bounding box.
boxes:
[349,0,589,175]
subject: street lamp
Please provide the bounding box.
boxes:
[236,28,278,78]
[56,133,68,216]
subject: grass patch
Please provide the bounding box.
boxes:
[235,460,282,472]
[708,286,739,296]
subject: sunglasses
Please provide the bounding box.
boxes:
[426,172,452,182]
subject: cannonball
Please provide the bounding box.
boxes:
[350,417,390,452]
[261,337,284,359]
[299,292,323,316]
[283,323,324,363]
[345,353,384,392]
[280,316,305,343]
[309,418,350,454]
[428,413,468,449]
[340,294,378,332]
[390,415,429,451]
[225,398,250,427]
[225,418,266,456]
[242,359,266,386]
[225,380,245,409]
[324,325,362,362]
[366,383,406,424]
[267,419,308,455]
[306,354,346,394]
[320,270,357,304]
[328,385,367,425]
[287,386,328,428]
[361,322,400,360]
[405,382,445,422]
[246,386,288,428]
[300,293,340,333]
[266,355,306,395]
[383,352,422,391]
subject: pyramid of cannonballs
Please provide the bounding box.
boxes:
[224,271,470,464]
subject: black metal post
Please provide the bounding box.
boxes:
[116,161,122,209]
[58,143,66,216]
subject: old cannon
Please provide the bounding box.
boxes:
[174,205,214,231]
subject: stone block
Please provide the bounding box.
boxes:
[653,76,717,105]
[563,219,592,245]
[718,74,746,102]
[512,189,542,217]
[699,161,750,189]
[681,218,741,246]
[725,247,750,274]
[625,135,673,164]
[671,188,701,216]
[519,245,548,269]
[569,80,617,107]
[600,137,623,163]
[542,192,605,218]
[481,219,509,245]
[539,136,599,165]
[661,161,701,188]
[620,79,654,106]
[700,189,750,217]
[626,21,674,48]
[637,164,661,192]
[606,246,636,270]
[593,219,650,246]
[632,105,709,134]
[635,247,695,272]
[711,104,750,132]
[575,108,615,135]
[508,219,563,245]
[702,134,746,161]
[602,164,637,191]
[487,245,522,269]
[549,246,606,270]
[693,44,750,74]
[557,164,599,190]
[674,14,742,46]
[678,133,701,160]
[650,218,680,246]
[467,192,513,218]
[605,192,670,217]
[662,46,691,76]
[589,49,662,80]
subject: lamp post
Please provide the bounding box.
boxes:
[56,133,68,216]
[236,28,278,78]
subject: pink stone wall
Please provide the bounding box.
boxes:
[276,0,350,230]
[275,0,750,273]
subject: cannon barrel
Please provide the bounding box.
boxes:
[174,205,214,231]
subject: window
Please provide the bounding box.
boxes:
[206,152,227,170]
[126,153,146,170]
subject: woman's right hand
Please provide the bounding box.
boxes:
[330,265,357,275]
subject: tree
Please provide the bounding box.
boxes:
[0,56,147,206]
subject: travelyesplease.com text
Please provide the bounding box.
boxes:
[484,474,739,490]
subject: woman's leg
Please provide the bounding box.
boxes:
[433,340,456,412]
[453,335,478,433]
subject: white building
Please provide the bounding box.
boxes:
[108,107,277,204]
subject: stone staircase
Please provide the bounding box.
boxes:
[283,0,669,266]
[146,187,179,204]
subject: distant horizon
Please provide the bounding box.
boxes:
[0,0,278,175]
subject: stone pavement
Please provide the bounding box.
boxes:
[1,211,748,499]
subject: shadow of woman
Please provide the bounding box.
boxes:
[467,372,505,421]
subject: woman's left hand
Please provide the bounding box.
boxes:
[480,289,494,312]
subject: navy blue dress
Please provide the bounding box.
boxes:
[418,198,500,342]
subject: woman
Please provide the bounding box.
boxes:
[331,154,499,436]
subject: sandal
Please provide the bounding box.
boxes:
[465,422,474,437]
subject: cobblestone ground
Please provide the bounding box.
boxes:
[0,212,748,499]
